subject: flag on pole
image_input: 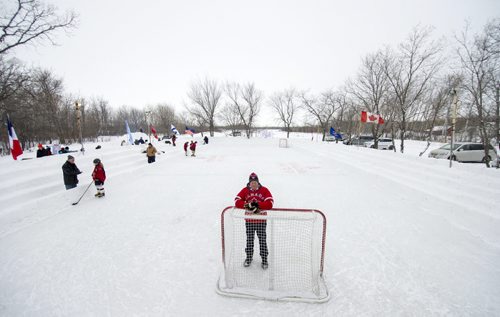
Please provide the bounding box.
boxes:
[329,127,336,136]
[7,117,23,160]
[151,126,159,139]
[171,124,179,135]
[361,111,385,124]
[184,126,195,136]
[125,120,134,145]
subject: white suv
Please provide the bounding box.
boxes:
[428,142,498,163]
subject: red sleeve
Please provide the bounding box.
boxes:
[234,187,248,208]
[258,187,274,210]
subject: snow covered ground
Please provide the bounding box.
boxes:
[0,133,499,316]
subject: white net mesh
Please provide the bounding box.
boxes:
[279,138,288,148]
[218,208,329,302]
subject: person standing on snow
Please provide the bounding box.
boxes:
[234,173,274,269]
[146,143,157,163]
[183,141,189,156]
[171,134,177,146]
[62,155,82,190]
[190,141,197,157]
[92,158,106,197]
[203,136,209,145]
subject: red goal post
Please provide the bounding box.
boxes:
[217,206,329,302]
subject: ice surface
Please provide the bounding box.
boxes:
[0,133,499,316]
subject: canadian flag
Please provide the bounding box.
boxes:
[361,111,385,124]
[7,118,23,160]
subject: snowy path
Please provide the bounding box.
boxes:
[0,136,499,316]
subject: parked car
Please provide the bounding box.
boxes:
[343,136,374,146]
[325,135,339,142]
[428,142,498,163]
[364,138,395,150]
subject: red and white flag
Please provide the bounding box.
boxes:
[7,117,23,160]
[150,126,159,139]
[361,111,385,124]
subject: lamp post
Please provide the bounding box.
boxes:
[75,101,85,154]
[449,89,458,168]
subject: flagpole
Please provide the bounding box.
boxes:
[75,101,85,155]
[145,111,151,143]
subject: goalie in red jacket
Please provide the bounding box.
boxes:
[234,172,274,269]
[92,158,106,197]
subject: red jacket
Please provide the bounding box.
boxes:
[184,142,189,150]
[235,185,274,223]
[92,163,106,182]
[190,142,197,150]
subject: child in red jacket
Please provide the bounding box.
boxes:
[92,158,106,197]
[190,141,197,157]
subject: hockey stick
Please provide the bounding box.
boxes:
[72,181,93,205]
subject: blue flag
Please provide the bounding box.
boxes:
[125,120,134,145]
[329,127,335,136]
[171,124,179,135]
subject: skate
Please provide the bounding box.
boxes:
[95,192,100,197]
[261,259,268,270]
[243,258,252,267]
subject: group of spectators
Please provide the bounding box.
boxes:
[37,144,73,158]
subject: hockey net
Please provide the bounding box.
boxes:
[278,138,288,148]
[217,207,329,302]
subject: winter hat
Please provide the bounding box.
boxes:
[93,158,101,164]
[249,172,259,183]
[67,155,74,160]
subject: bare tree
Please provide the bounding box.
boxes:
[348,50,391,147]
[0,0,77,56]
[418,75,461,156]
[300,90,338,141]
[384,26,442,153]
[269,88,300,138]
[225,82,262,138]
[219,103,242,134]
[152,103,177,134]
[456,20,500,167]
[186,78,223,137]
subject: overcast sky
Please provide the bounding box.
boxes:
[14,0,500,126]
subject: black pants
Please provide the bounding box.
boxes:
[245,222,268,261]
[148,156,155,163]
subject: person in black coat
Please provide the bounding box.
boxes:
[62,155,82,190]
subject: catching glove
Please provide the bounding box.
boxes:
[250,201,259,213]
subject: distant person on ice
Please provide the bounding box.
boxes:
[171,134,177,146]
[190,141,197,157]
[92,158,106,197]
[183,141,189,156]
[203,136,209,145]
[234,173,274,269]
[146,143,157,163]
[62,155,82,190]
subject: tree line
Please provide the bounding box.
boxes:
[0,0,499,165]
